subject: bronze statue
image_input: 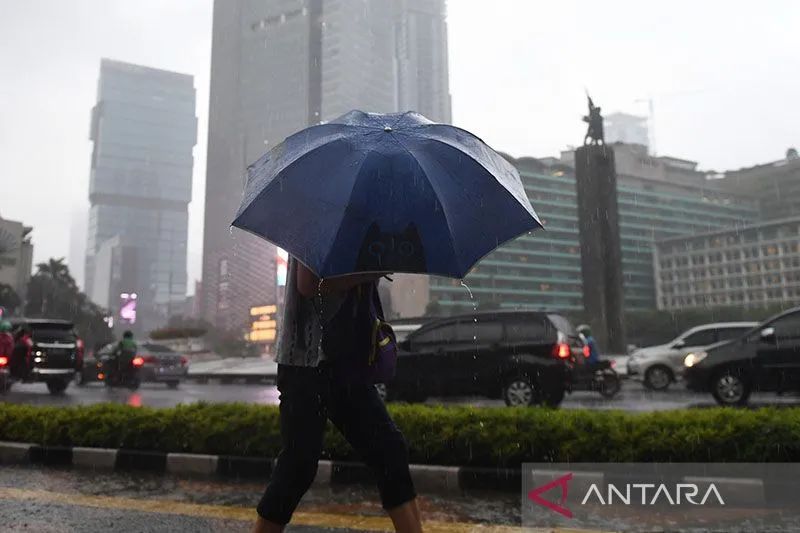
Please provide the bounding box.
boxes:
[583,95,604,145]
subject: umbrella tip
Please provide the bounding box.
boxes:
[383,126,392,132]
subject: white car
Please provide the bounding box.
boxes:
[626,322,757,390]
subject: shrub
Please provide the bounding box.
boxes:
[1,403,799,466]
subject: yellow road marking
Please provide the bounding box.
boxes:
[0,487,609,532]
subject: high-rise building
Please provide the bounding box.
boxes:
[85,59,197,332]
[715,148,800,221]
[0,216,33,305]
[395,0,451,123]
[655,216,800,310]
[202,0,451,332]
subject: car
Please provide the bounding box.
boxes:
[383,310,580,407]
[77,341,188,388]
[626,322,757,390]
[0,318,83,395]
[683,307,800,406]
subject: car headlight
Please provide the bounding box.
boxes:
[684,351,708,368]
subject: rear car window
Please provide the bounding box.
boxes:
[457,320,503,343]
[505,318,548,341]
[28,323,76,342]
[413,322,458,344]
[547,314,576,337]
[142,343,177,353]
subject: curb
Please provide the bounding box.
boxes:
[1,441,775,504]
[0,441,514,495]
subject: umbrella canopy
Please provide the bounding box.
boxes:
[232,110,542,279]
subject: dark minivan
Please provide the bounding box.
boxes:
[385,310,580,407]
[684,306,800,406]
[1,318,83,394]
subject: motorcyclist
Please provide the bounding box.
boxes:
[0,321,14,368]
[577,324,600,366]
[109,330,138,381]
[11,326,33,379]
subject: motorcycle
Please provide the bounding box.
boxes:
[98,354,143,390]
[567,339,621,399]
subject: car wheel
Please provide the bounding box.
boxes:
[126,378,141,391]
[0,376,12,394]
[503,376,536,407]
[644,365,673,391]
[711,370,751,406]
[46,379,69,395]
[166,380,180,389]
[74,371,86,387]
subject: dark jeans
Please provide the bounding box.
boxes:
[258,363,416,525]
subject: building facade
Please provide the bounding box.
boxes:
[412,147,758,316]
[716,149,800,221]
[655,217,800,310]
[85,59,197,332]
[0,217,33,305]
[202,0,451,332]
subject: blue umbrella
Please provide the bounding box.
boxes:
[232,110,542,279]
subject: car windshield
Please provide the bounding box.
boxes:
[141,343,177,354]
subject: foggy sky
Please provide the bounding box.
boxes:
[1,0,798,294]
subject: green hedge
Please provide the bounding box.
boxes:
[1,403,799,467]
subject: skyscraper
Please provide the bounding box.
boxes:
[202,0,451,332]
[85,59,197,333]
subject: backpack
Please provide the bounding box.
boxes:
[322,282,397,384]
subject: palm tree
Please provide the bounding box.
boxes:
[36,258,77,290]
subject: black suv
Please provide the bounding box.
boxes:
[385,310,580,407]
[684,306,800,406]
[1,318,83,394]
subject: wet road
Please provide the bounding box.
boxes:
[0,464,519,532]
[3,379,800,411]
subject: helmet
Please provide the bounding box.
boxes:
[122,330,134,339]
[0,320,11,332]
[577,324,592,336]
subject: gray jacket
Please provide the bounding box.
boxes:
[275,257,346,367]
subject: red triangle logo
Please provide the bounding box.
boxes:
[527,472,573,518]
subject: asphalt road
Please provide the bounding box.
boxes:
[3,378,800,410]
[0,464,519,532]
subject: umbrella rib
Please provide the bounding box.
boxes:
[317,145,378,277]
[394,134,543,277]
[389,133,465,277]
[410,135,540,225]
[236,134,352,221]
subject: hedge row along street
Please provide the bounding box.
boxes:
[1,403,799,467]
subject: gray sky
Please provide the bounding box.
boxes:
[1,0,798,294]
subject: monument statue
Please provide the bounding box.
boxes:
[583,95,604,145]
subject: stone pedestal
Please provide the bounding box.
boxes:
[575,145,627,353]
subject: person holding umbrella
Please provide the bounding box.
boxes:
[237,111,542,532]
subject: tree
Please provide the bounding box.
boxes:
[0,283,21,316]
[25,258,113,349]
